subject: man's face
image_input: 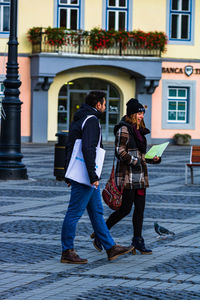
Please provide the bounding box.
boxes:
[96,98,106,113]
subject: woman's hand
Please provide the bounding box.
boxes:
[146,156,161,164]
[153,155,160,162]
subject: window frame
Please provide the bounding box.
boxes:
[167,0,194,44]
[167,87,189,123]
[0,0,10,34]
[0,81,4,98]
[57,0,80,30]
[162,80,196,130]
[106,0,129,31]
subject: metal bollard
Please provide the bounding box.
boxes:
[54,131,68,181]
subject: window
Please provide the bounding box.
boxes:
[170,0,191,40]
[162,80,195,129]
[107,0,128,31]
[0,0,10,33]
[0,82,4,99]
[58,0,79,30]
[168,87,189,123]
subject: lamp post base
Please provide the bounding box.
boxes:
[0,164,28,180]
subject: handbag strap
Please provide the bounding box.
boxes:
[111,154,125,193]
[81,115,101,148]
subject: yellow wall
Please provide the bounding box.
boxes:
[84,0,103,30]
[18,0,54,53]
[161,0,200,59]
[1,0,200,59]
[163,44,200,59]
[0,0,54,53]
[132,0,200,60]
[163,0,200,59]
[0,38,8,53]
[133,0,166,32]
[48,66,135,141]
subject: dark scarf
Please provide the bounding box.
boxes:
[132,124,150,154]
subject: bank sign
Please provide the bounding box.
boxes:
[162,65,200,76]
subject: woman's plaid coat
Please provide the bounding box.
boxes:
[114,119,149,190]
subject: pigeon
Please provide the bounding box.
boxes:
[154,222,175,236]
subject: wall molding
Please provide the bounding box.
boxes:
[162,79,196,130]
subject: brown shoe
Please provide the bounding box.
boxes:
[61,249,88,264]
[90,232,95,239]
[90,232,103,252]
[107,244,134,261]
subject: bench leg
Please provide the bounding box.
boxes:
[190,167,194,184]
[185,165,188,185]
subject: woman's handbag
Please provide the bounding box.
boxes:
[102,158,125,210]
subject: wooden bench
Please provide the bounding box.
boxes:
[185,146,200,184]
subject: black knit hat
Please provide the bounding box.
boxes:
[126,98,145,116]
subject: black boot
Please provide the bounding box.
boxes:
[132,237,152,255]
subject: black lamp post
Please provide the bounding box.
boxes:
[0,0,27,179]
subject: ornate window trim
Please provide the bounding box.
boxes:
[162,79,196,129]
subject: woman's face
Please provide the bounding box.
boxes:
[136,112,144,126]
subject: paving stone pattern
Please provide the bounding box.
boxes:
[0,143,200,300]
[79,286,200,300]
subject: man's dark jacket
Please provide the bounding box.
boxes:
[65,104,103,184]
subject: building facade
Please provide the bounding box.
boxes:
[0,0,200,144]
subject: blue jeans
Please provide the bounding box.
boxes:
[61,180,115,251]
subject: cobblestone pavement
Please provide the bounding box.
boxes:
[0,143,200,300]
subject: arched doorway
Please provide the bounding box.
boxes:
[57,78,121,141]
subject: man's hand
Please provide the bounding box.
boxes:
[65,179,71,187]
[92,181,99,189]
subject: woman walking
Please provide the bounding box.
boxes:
[92,98,160,255]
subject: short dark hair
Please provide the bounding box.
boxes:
[85,91,106,107]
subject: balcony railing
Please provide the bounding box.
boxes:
[31,32,162,57]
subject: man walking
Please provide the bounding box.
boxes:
[61,91,133,264]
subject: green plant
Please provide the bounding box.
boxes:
[66,29,89,47]
[27,26,168,52]
[89,27,116,50]
[45,27,66,47]
[173,133,191,144]
[27,27,42,44]
[130,30,167,52]
[88,28,167,52]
